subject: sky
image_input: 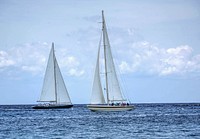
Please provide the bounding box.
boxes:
[0,0,200,104]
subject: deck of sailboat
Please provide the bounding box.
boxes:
[87,104,134,112]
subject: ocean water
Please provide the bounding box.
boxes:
[0,104,200,139]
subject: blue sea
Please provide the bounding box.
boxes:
[0,104,200,138]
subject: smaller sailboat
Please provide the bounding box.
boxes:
[33,43,73,109]
[87,11,134,112]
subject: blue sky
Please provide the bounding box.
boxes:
[0,0,200,104]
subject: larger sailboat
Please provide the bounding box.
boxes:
[87,11,134,112]
[33,43,73,109]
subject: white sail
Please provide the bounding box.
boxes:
[38,43,71,104]
[87,11,134,111]
[90,36,106,104]
[38,46,56,102]
[55,58,72,104]
[102,11,125,102]
[90,11,126,105]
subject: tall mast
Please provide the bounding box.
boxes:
[102,10,109,105]
[52,42,58,104]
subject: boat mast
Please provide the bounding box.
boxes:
[52,42,58,104]
[102,10,109,105]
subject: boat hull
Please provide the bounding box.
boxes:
[87,104,134,112]
[32,104,73,109]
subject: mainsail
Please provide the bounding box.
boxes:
[102,11,125,102]
[38,43,71,104]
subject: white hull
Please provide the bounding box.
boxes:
[87,104,134,112]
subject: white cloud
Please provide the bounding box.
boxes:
[119,61,133,73]
[57,55,85,77]
[118,42,200,77]
[8,42,49,74]
[59,56,80,68]
[0,51,15,68]
[68,68,85,77]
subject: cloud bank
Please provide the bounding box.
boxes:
[1,39,200,79]
[118,41,200,77]
[0,42,84,77]
[0,27,200,79]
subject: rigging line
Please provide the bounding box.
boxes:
[109,38,131,103]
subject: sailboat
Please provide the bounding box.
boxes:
[33,43,73,109]
[87,11,134,112]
